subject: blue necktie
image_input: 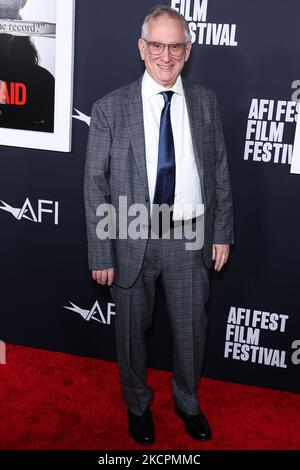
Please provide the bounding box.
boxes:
[153,91,175,207]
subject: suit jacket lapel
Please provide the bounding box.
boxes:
[123,77,149,197]
[182,79,204,189]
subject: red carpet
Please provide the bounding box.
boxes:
[0,344,299,450]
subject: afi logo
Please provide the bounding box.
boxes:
[64,300,116,325]
[73,108,90,126]
[0,198,59,224]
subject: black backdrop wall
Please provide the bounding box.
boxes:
[1,0,299,393]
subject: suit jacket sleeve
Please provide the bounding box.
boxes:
[212,93,234,245]
[84,101,116,270]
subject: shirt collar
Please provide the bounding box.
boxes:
[142,70,183,98]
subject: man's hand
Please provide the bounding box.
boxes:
[212,244,230,272]
[92,268,115,286]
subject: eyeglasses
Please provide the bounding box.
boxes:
[143,39,188,57]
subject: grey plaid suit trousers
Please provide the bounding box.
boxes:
[110,227,209,416]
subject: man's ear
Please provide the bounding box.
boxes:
[138,38,145,61]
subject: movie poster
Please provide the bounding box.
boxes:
[0,0,75,152]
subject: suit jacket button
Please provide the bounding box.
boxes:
[145,196,149,202]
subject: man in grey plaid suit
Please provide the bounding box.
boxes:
[84,6,234,445]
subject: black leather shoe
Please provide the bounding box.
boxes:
[127,406,155,445]
[174,405,211,441]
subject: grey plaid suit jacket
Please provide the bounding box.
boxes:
[84,76,234,288]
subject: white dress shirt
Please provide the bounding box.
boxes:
[141,71,204,221]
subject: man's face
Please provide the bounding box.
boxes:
[138,14,192,89]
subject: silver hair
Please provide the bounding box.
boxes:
[141,5,191,42]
